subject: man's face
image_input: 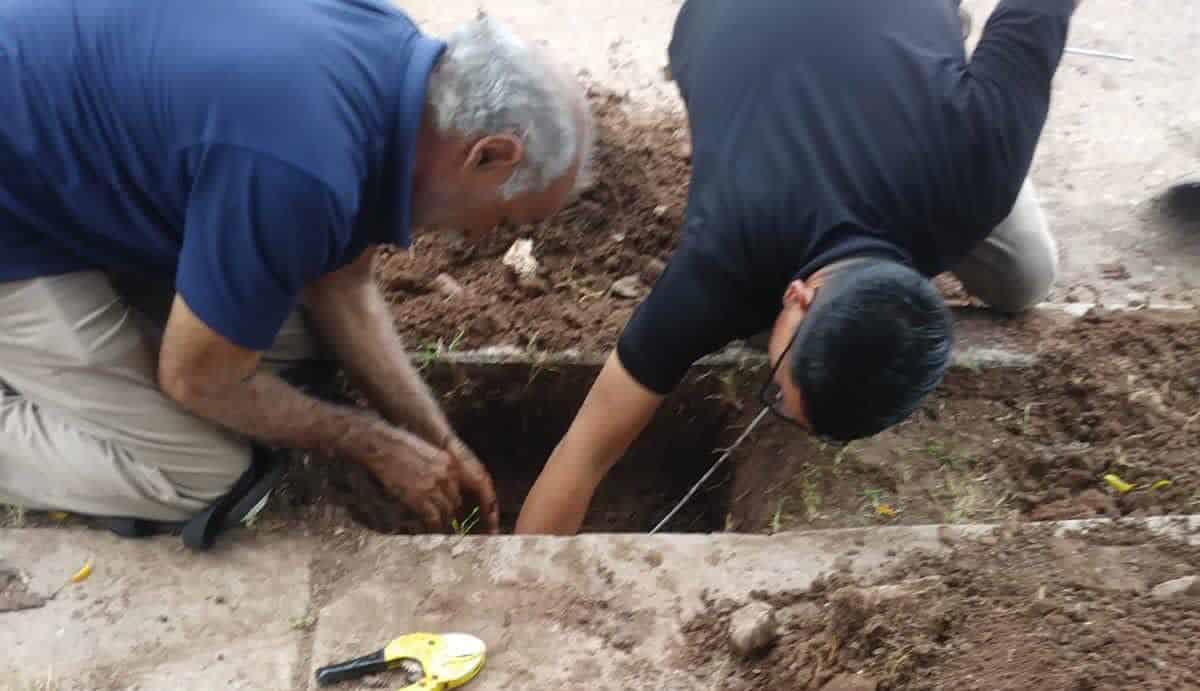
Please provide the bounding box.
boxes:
[762,280,816,429]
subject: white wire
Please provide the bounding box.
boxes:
[1064,47,1135,62]
[649,407,771,535]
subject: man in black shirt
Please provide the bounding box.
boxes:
[516,0,1081,534]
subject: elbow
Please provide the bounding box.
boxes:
[157,357,231,413]
[157,359,202,409]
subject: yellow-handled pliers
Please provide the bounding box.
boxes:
[315,633,487,690]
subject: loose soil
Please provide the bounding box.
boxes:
[681,520,1200,690]
[378,89,691,353]
[729,308,1200,534]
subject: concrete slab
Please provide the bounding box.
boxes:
[0,530,313,691]
[3,518,1197,689]
[399,0,1200,305]
[306,517,1200,690]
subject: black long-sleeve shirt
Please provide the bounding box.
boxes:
[618,0,1074,394]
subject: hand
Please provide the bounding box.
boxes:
[360,424,467,531]
[442,435,501,534]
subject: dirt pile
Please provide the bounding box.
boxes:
[378,90,691,353]
[728,309,1200,533]
[991,309,1199,520]
[682,521,1200,690]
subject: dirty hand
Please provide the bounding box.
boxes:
[441,434,501,534]
[360,423,469,531]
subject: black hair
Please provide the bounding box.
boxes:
[789,260,952,442]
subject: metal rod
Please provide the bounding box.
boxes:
[1064,47,1135,62]
[650,407,771,535]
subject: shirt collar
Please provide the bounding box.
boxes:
[387,34,446,248]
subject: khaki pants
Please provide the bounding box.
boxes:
[0,271,319,521]
[950,176,1059,312]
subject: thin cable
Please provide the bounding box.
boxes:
[650,407,771,535]
[1064,47,1135,62]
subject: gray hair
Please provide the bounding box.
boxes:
[427,16,592,199]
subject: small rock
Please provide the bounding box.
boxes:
[1098,262,1130,280]
[1046,613,1072,629]
[678,138,692,161]
[517,274,549,296]
[1150,575,1199,600]
[502,238,539,278]
[728,602,778,657]
[777,602,822,628]
[384,270,430,295]
[611,275,645,299]
[1028,599,1057,617]
[641,258,667,284]
[430,273,466,298]
[833,555,854,573]
[653,204,670,218]
[821,673,879,691]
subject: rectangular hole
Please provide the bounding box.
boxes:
[284,359,746,535]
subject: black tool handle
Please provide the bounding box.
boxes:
[315,649,387,686]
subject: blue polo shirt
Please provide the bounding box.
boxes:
[0,0,444,350]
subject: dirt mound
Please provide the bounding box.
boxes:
[728,309,1200,533]
[682,521,1200,690]
[378,90,691,353]
[991,309,1200,520]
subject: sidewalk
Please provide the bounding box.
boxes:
[3,516,1197,690]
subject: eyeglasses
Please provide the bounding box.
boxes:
[757,325,806,429]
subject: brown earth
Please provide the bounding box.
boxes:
[378,89,691,353]
[681,520,1200,691]
[729,309,1200,534]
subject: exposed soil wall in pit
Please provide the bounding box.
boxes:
[727,309,1200,533]
[276,360,743,535]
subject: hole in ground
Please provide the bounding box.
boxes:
[279,359,745,534]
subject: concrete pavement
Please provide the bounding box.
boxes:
[3,517,1197,690]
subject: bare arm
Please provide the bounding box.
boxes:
[157,286,471,531]
[514,350,664,535]
[303,247,498,531]
[303,248,452,444]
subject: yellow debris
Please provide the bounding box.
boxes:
[1103,474,1135,494]
[47,511,69,521]
[876,504,898,518]
[1151,480,1172,491]
[70,561,92,584]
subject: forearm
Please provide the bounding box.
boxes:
[306,259,453,447]
[514,440,608,535]
[515,351,663,535]
[168,366,390,468]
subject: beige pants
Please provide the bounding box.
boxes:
[950,176,1059,312]
[0,271,318,521]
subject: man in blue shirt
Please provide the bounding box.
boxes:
[517,0,1080,534]
[0,0,592,540]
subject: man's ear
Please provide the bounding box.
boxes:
[465,134,523,171]
[782,279,816,310]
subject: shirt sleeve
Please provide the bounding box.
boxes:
[616,231,767,396]
[175,144,353,351]
[957,0,1074,224]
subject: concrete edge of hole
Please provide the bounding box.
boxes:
[407,303,1193,373]
[420,344,1035,370]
